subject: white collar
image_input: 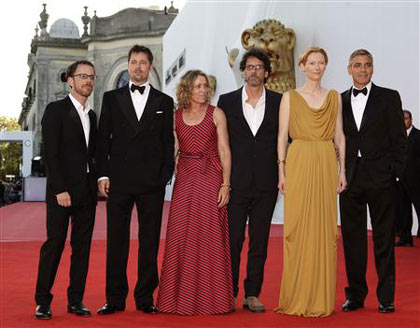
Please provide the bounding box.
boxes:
[69,93,91,113]
[242,85,266,103]
[407,125,413,136]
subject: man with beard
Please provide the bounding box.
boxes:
[96,45,174,315]
[35,61,98,319]
[217,48,281,312]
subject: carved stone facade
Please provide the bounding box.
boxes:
[241,19,296,93]
[19,4,177,156]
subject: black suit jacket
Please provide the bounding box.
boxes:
[217,87,282,191]
[96,84,174,193]
[42,96,98,205]
[341,83,407,187]
[402,126,420,192]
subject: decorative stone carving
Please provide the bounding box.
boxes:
[208,75,217,99]
[226,47,239,68]
[81,7,91,37]
[241,19,296,93]
[34,26,39,40]
[168,1,179,14]
[88,7,177,39]
[90,11,97,36]
[38,4,49,38]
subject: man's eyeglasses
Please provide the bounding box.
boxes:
[245,64,265,71]
[73,74,97,81]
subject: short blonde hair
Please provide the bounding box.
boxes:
[298,47,329,66]
[176,70,212,109]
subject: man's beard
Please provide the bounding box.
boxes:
[76,85,93,97]
[246,75,263,86]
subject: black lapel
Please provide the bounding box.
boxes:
[407,127,418,145]
[138,85,162,134]
[255,88,272,138]
[235,87,257,139]
[65,96,87,151]
[116,85,141,134]
[342,88,358,133]
[88,110,97,153]
[359,83,380,132]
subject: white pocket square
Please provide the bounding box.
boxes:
[156,111,163,114]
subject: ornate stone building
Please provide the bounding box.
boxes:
[19,3,178,156]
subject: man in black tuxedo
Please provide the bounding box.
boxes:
[217,49,281,312]
[340,49,407,313]
[96,45,174,315]
[395,110,420,246]
[34,61,98,319]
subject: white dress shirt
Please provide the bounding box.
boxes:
[242,86,266,136]
[407,125,413,136]
[129,80,150,121]
[351,81,372,157]
[69,93,91,172]
[98,81,151,182]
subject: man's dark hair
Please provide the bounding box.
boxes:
[65,60,95,81]
[403,109,412,119]
[239,48,272,75]
[128,45,153,64]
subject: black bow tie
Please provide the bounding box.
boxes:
[131,84,145,94]
[353,87,368,97]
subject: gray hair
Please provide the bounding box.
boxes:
[348,49,373,66]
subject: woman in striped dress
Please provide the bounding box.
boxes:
[157,70,234,315]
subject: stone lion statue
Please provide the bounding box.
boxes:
[241,19,296,93]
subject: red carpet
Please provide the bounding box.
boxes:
[1,202,419,327]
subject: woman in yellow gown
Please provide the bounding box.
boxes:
[275,47,347,317]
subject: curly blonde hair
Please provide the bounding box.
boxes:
[176,70,212,109]
[298,47,329,66]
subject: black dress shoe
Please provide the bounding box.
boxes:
[68,302,91,316]
[342,299,364,311]
[97,303,125,315]
[136,304,158,314]
[378,303,395,313]
[394,240,413,247]
[35,305,52,320]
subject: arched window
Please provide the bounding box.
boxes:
[116,70,130,89]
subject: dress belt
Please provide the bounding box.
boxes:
[179,151,222,173]
[292,138,333,142]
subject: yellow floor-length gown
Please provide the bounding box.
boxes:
[275,89,339,317]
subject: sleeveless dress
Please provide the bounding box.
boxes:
[275,90,339,317]
[157,105,234,315]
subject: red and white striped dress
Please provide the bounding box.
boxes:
[157,105,234,315]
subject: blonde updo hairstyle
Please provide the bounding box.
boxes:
[176,70,212,109]
[298,47,329,67]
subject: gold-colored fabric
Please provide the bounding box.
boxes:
[275,89,339,317]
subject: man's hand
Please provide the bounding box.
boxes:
[98,179,110,197]
[56,192,71,207]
